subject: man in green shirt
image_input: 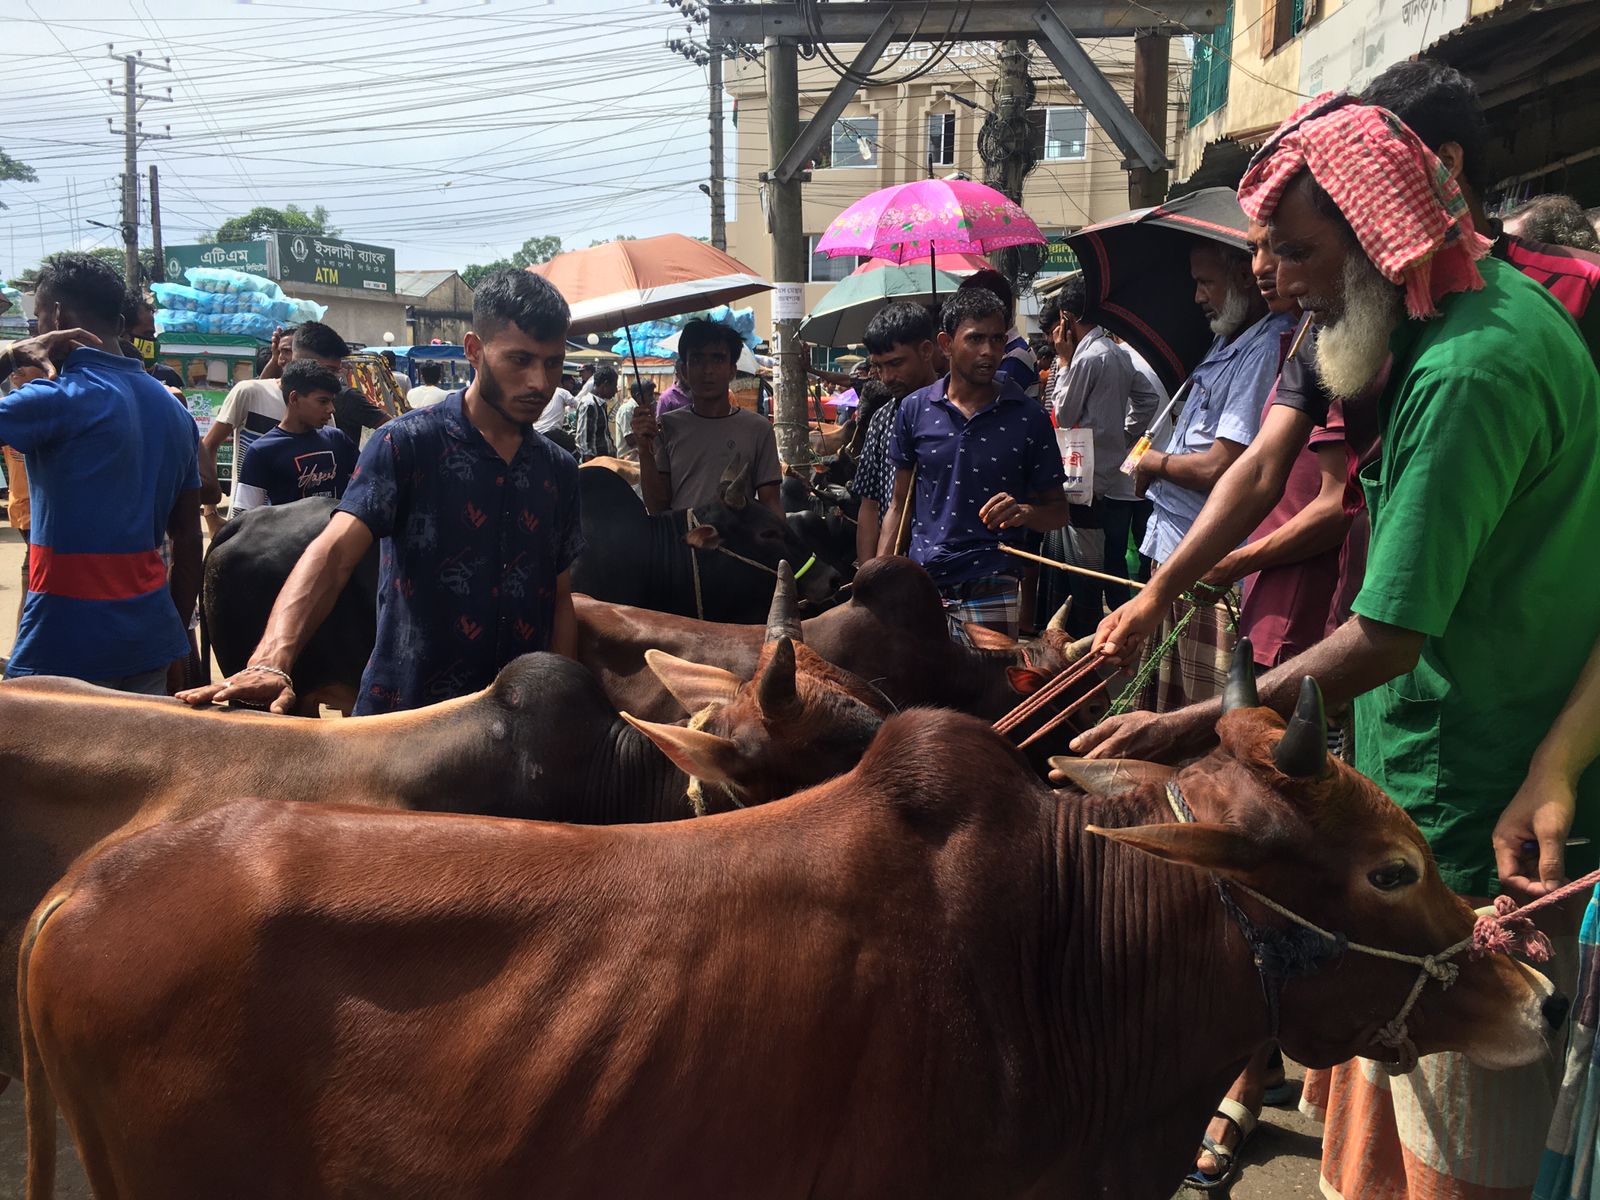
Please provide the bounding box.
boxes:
[1074,93,1600,1199]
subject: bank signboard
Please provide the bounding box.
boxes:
[165,241,273,281]
[275,233,396,293]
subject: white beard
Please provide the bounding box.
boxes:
[1208,287,1251,337]
[1313,254,1404,400]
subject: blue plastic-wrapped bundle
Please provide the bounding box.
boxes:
[151,283,205,312]
[155,310,200,334]
[289,298,328,322]
[184,267,287,300]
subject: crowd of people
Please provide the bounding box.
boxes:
[3,47,1600,1200]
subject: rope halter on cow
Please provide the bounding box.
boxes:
[683,508,815,622]
[1162,647,1562,1075]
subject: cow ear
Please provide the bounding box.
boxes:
[643,649,742,715]
[1049,758,1177,797]
[683,524,722,550]
[964,622,1018,651]
[1085,821,1265,878]
[1006,666,1046,694]
[620,712,740,787]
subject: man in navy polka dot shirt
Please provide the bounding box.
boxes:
[880,287,1068,643]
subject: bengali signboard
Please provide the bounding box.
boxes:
[1040,236,1082,277]
[274,233,395,293]
[1298,0,1471,98]
[164,241,272,282]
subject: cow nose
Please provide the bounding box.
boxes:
[1542,991,1571,1033]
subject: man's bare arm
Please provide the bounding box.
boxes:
[549,571,578,660]
[876,467,914,558]
[757,482,785,521]
[1096,404,1316,662]
[1072,614,1423,762]
[1138,437,1248,494]
[1204,443,1351,583]
[177,512,374,713]
[165,488,204,628]
[856,499,882,566]
[198,420,232,507]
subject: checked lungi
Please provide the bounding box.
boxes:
[1139,589,1238,714]
[941,575,1022,646]
[1301,932,1577,1200]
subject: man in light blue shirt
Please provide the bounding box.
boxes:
[1137,242,1295,566]
[1131,240,1293,709]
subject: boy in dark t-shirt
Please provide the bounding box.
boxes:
[233,360,357,514]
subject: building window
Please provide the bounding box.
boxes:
[1028,107,1088,162]
[1188,0,1234,126]
[808,235,861,283]
[822,116,878,169]
[927,111,956,167]
[1262,0,1317,53]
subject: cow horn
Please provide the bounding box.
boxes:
[757,636,802,721]
[765,561,803,644]
[1047,598,1073,633]
[719,455,751,510]
[1274,676,1329,779]
[1222,638,1259,712]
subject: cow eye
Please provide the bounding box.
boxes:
[1367,862,1419,891]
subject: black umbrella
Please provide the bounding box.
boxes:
[1064,187,1250,394]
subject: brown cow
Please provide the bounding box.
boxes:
[21,681,1558,1199]
[577,553,1094,725]
[0,568,886,1087]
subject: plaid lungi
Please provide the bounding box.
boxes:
[1139,589,1238,714]
[941,575,1022,646]
[1537,890,1600,1200]
[1301,933,1576,1200]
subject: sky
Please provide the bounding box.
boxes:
[2,0,730,280]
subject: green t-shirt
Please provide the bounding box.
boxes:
[1353,257,1600,896]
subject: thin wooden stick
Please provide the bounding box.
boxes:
[1019,676,1113,747]
[1000,544,1146,591]
[992,652,1104,735]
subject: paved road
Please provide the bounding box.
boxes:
[0,523,1325,1197]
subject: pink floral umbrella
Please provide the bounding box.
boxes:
[816,179,1045,263]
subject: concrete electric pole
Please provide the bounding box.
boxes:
[764,37,811,467]
[149,164,165,283]
[107,48,171,286]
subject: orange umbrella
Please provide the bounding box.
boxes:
[529,234,772,336]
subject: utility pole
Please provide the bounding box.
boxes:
[765,36,810,467]
[979,40,1039,289]
[708,51,727,251]
[107,47,172,286]
[148,165,165,283]
[1128,33,1171,206]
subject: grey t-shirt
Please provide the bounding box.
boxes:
[655,406,783,510]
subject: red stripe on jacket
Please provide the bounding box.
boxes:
[28,545,168,601]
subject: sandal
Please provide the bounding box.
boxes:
[1184,1096,1257,1192]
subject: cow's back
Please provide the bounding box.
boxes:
[570,464,652,608]
[25,713,1066,1199]
[203,498,379,705]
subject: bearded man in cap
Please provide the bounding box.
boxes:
[1076,93,1600,1199]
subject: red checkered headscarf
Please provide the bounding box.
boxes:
[1238,93,1493,319]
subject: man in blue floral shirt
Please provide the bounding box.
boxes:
[180,269,585,715]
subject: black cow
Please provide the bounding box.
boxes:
[572,459,845,624]
[202,498,379,715]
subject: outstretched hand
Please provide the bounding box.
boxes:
[176,665,298,715]
[1093,592,1164,668]
[1069,706,1212,763]
[1492,768,1578,901]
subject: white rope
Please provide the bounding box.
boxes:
[1164,781,1470,1069]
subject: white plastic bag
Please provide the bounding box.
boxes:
[1057,426,1094,506]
